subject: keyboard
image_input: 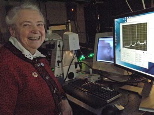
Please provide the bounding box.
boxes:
[63,79,121,108]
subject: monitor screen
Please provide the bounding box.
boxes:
[114,8,154,80]
[93,32,124,74]
[97,37,114,63]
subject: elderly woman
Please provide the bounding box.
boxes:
[0,2,72,115]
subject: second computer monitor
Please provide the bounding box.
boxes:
[93,32,124,74]
[97,36,114,63]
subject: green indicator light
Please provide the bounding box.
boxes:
[79,55,85,61]
[88,53,94,58]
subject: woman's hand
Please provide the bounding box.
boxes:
[60,99,73,115]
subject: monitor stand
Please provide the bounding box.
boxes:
[120,74,147,94]
[121,78,153,95]
[120,85,143,94]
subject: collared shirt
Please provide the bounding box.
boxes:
[9,36,45,60]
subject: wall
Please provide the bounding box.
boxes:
[0,0,9,43]
[44,1,67,24]
[42,1,86,43]
[76,3,86,43]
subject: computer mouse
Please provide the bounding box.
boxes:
[101,104,124,115]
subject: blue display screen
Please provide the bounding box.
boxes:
[114,9,154,78]
[97,37,114,63]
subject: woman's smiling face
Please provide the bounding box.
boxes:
[10,9,45,54]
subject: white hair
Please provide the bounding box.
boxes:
[5,2,45,27]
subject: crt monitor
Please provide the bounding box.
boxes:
[93,32,124,74]
[114,7,154,80]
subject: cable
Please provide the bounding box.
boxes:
[58,40,65,79]
[123,92,130,107]
[125,0,133,12]
[142,0,146,9]
[64,51,76,81]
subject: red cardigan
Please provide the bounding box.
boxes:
[0,42,66,115]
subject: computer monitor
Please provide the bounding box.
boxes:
[93,32,124,74]
[114,7,154,80]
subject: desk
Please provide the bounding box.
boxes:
[63,80,147,115]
